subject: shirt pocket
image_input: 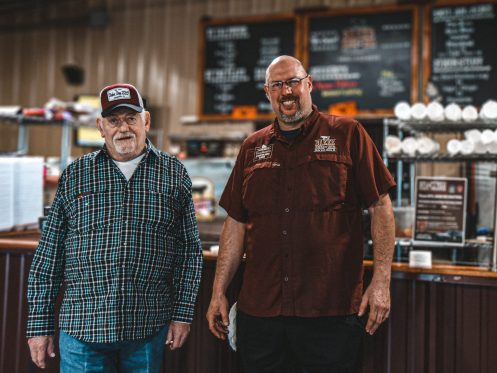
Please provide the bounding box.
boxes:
[68,191,118,232]
[131,189,181,233]
[295,153,352,210]
[242,161,280,214]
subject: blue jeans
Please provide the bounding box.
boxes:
[59,325,168,373]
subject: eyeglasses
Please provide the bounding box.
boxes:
[267,74,309,91]
[105,113,140,128]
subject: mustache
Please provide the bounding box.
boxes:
[113,132,136,140]
[279,95,299,103]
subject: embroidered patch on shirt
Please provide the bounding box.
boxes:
[254,144,274,161]
[314,136,337,153]
[107,87,131,102]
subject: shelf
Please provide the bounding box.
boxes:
[389,154,497,162]
[385,118,497,132]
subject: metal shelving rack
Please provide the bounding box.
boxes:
[1,114,73,170]
[383,118,497,271]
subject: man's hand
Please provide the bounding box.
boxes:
[206,293,229,340]
[165,321,191,350]
[27,336,55,369]
[358,279,390,335]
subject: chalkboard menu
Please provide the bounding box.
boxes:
[305,7,418,113]
[199,16,297,119]
[427,2,497,106]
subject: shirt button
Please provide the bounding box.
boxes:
[122,265,125,268]
[121,287,125,291]
[282,230,287,235]
[284,208,290,213]
[284,276,289,282]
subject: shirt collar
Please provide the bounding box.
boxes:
[266,105,320,143]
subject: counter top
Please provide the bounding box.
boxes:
[2,231,497,280]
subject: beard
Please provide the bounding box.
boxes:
[112,132,137,155]
[276,95,306,125]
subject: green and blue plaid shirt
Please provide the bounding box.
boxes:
[26,140,203,343]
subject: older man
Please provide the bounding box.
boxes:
[27,83,203,372]
[207,56,396,373]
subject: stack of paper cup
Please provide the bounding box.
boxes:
[444,103,462,121]
[410,103,427,120]
[480,100,497,120]
[401,137,418,156]
[394,102,411,120]
[384,135,402,156]
[416,136,439,155]
[426,102,445,121]
[464,129,482,143]
[447,139,462,155]
[462,105,478,122]
[460,140,475,155]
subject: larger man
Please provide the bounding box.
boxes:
[207,56,395,373]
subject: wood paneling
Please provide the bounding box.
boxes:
[0,0,396,157]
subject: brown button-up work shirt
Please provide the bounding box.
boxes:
[219,107,396,317]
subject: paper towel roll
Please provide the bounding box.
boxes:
[384,135,402,155]
[460,140,475,155]
[464,129,482,143]
[480,100,497,120]
[481,129,495,145]
[410,103,427,120]
[401,137,418,156]
[394,102,412,120]
[417,136,439,155]
[427,102,444,121]
[462,105,478,122]
[447,139,461,155]
[444,103,462,121]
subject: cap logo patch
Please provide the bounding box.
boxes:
[254,144,274,161]
[107,87,131,102]
[314,136,336,153]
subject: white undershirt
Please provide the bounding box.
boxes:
[112,153,146,181]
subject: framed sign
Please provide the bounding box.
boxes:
[424,1,497,106]
[413,177,467,246]
[303,5,419,115]
[198,15,300,120]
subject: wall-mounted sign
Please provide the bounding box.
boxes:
[413,177,467,246]
[198,15,299,120]
[426,2,497,106]
[304,5,419,114]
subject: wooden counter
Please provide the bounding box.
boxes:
[2,233,497,373]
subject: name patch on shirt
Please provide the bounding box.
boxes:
[254,144,274,161]
[314,136,336,153]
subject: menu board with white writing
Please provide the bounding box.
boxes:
[199,16,297,119]
[305,6,418,114]
[427,2,497,106]
[413,177,467,246]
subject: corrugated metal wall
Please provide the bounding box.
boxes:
[0,0,395,157]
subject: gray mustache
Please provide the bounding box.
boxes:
[114,133,136,140]
[279,95,299,103]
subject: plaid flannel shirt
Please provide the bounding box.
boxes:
[26,140,203,343]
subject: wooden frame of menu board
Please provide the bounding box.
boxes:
[423,0,497,107]
[198,14,302,121]
[302,5,419,116]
